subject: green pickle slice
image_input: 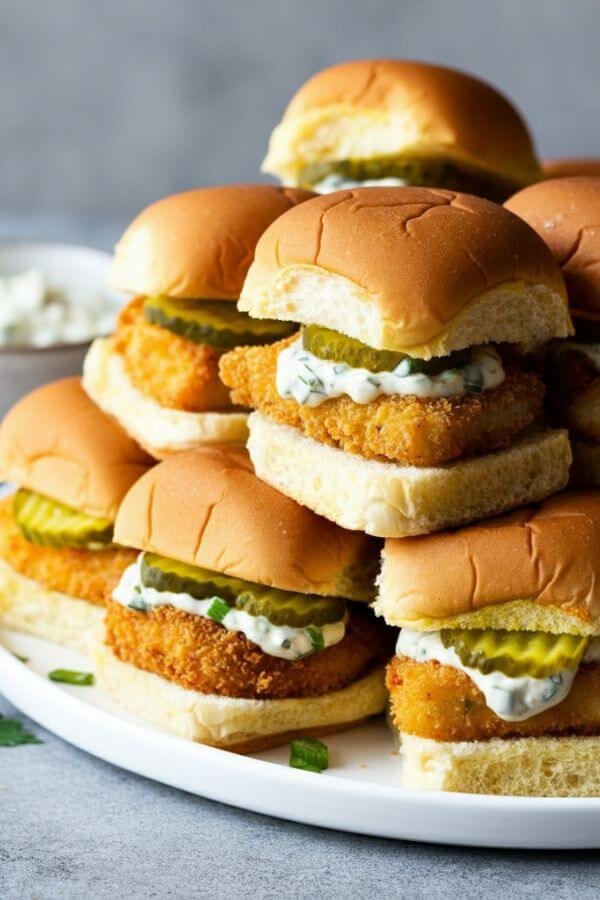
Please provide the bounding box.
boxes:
[440,628,589,679]
[13,489,114,549]
[141,553,346,628]
[144,296,296,348]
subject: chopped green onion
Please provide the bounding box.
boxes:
[290,737,329,773]
[0,715,42,747]
[307,627,324,653]
[12,653,29,663]
[48,669,95,687]
[206,597,230,623]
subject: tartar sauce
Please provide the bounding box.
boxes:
[113,559,346,661]
[313,174,409,193]
[0,268,120,347]
[276,337,505,407]
[396,628,590,722]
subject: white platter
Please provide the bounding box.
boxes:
[1,626,599,849]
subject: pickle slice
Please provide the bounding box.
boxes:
[440,628,589,679]
[144,296,296,348]
[13,489,114,549]
[141,553,346,627]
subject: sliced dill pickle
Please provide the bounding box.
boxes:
[440,628,589,678]
[13,489,114,549]
[140,552,346,627]
[144,296,295,348]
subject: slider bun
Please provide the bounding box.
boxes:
[0,377,152,519]
[506,177,600,320]
[109,184,314,300]
[95,646,387,752]
[376,491,600,632]
[263,59,541,188]
[239,188,571,357]
[543,158,600,179]
[114,445,378,601]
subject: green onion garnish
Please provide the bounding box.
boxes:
[48,669,95,687]
[290,737,329,773]
[206,597,230,623]
[13,653,29,663]
[0,715,42,747]
[307,627,324,653]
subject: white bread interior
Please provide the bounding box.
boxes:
[83,338,248,459]
[247,412,572,538]
[0,557,105,655]
[94,645,387,752]
[400,732,600,797]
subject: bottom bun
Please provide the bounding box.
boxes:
[570,440,600,487]
[247,413,572,537]
[83,337,248,459]
[94,645,387,752]
[0,558,105,655]
[400,732,600,797]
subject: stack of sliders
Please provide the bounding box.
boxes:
[262,59,541,200]
[83,184,313,459]
[0,378,153,652]
[506,177,600,485]
[95,445,393,750]
[378,493,600,797]
[219,187,573,537]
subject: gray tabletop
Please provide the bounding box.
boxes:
[2,216,600,898]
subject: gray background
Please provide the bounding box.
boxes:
[1,0,600,221]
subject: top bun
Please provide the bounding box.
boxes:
[543,158,600,180]
[109,184,314,300]
[506,177,600,320]
[239,187,570,358]
[114,445,377,601]
[0,378,153,519]
[376,491,600,635]
[263,59,540,189]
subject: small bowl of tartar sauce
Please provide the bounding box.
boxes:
[0,241,122,417]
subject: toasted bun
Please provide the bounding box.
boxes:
[83,338,248,458]
[543,158,600,179]
[0,557,105,654]
[247,412,572,539]
[95,646,387,751]
[114,444,377,600]
[571,440,600,488]
[263,60,540,189]
[377,491,600,632]
[400,733,600,797]
[109,185,314,300]
[506,177,600,320]
[239,188,571,357]
[0,377,153,519]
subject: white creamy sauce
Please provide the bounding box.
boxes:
[395,628,597,722]
[276,337,505,407]
[113,559,346,661]
[0,268,120,347]
[312,174,409,193]
[558,340,600,370]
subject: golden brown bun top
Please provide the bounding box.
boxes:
[273,59,540,185]
[109,184,315,300]
[506,177,600,319]
[381,491,600,626]
[247,187,566,344]
[543,158,600,179]
[0,378,153,519]
[114,445,377,597]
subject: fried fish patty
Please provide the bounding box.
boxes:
[114,297,233,412]
[219,339,545,467]
[0,497,136,606]
[548,348,600,443]
[105,601,394,700]
[386,655,600,742]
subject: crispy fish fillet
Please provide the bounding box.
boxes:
[548,349,600,442]
[114,297,233,412]
[219,339,545,467]
[105,601,394,700]
[386,656,600,742]
[0,498,136,606]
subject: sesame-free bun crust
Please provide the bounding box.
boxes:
[114,445,378,601]
[240,188,571,357]
[376,491,600,631]
[543,158,600,179]
[109,185,314,300]
[0,377,153,519]
[263,59,541,188]
[506,177,600,320]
